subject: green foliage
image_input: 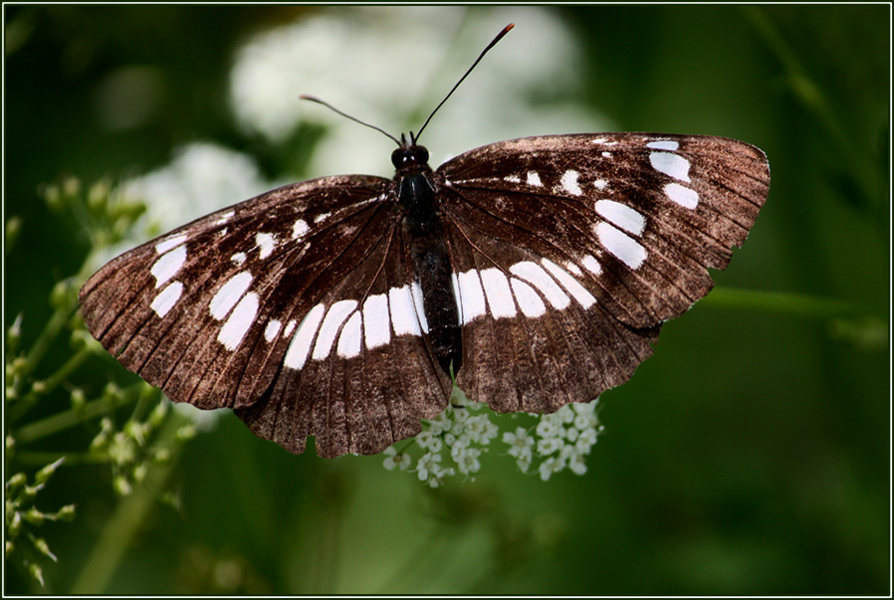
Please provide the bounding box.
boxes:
[4,179,197,591]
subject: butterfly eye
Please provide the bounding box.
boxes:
[391,145,429,170]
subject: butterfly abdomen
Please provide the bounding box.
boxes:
[396,152,462,375]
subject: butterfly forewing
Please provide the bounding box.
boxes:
[80,175,452,456]
[437,133,769,328]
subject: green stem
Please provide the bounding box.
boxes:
[12,451,107,467]
[13,385,139,445]
[21,305,75,382]
[9,348,93,424]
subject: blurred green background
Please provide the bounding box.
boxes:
[4,4,889,595]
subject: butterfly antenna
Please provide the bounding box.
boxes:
[299,94,403,146]
[413,23,515,144]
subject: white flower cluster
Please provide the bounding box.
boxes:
[383,390,604,485]
[515,400,604,481]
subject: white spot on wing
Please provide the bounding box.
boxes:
[389,285,422,336]
[593,179,607,190]
[209,271,253,320]
[510,278,546,318]
[581,254,602,276]
[560,170,582,196]
[155,233,187,254]
[647,140,679,151]
[649,151,691,182]
[264,319,282,342]
[595,200,646,236]
[596,222,647,269]
[231,252,247,265]
[292,219,309,239]
[218,292,259,350]
[283,320,297,338]
[526,171,543,187]
[284,304,325,369]
[565,261,582,276]
[509,262,570,309]
[337,311,362,358]
[256,232,277,259]
[541,258,596,309]
[151,245,187,288]
[480,268,517,319]
[410,282,429,333]
[457,270,487,324]
[312,300,357,360]
[213,210,235,226]
[664,182,700,209]
[150,281,183,318]
[363,293,391,350]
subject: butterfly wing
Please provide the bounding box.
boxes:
[80,176,451,457]
[435,133,769,413]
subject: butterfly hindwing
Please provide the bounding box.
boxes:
[235,213,452,457]
[443,225,659,414]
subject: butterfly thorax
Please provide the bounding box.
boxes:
[393,142,462,375]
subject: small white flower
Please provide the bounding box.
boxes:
[565,426,580,443]
[573,399,599,414]
[537,436,564,456]
[573,401,599,431]
[538,456,567,481]
[575,426,598,451]
[449,434,471,461]
[415,430,442,453]
[426,412,451,436]
[568,450,588,475]
[427,463,456,488]
[463,414,496,444]
[455,446,482,476]
[559,443,576,461]
[480,418,499,443]
[535,417,561,440]
[574,412,598,432]
[451,406,470,426]
[382,446,411,471]
[516,454,532,473]
[503,427,534,457]
[416,452,442,482]
[557,405,576,424]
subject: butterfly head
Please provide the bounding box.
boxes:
[391,132,430,172]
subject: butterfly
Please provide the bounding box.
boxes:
[79,25,770,458]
